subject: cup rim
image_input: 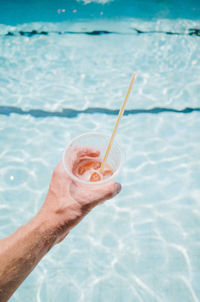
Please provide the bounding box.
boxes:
[62,132,124,185]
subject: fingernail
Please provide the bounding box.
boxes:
[114,183,121,195]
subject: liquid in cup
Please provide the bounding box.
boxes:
[73,158,113,182]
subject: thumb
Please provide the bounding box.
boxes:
[96,182,121,204]
[77,182,121,214]
[102,182,121,201]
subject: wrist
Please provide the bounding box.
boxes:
[35,207,70,245]
[31,212,59,249]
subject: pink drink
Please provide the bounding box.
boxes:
[72,158,113,182]
[63,133,123,185]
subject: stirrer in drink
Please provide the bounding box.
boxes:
[99,72,136,173]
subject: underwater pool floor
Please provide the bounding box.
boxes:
[0,17,200,302]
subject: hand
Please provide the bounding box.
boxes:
[38,148,121,243]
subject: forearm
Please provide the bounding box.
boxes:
[0,215,57,302]
[0,158,120,302]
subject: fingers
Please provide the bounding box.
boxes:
[66,146,100,172]
[71,146,100,159]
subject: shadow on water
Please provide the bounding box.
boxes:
[2,28,200,37]
[0,106,200,119]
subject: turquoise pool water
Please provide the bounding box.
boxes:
[0,0,200,301]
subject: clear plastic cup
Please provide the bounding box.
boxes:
[63,132,124,185]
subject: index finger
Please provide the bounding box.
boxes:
[64,146,100,172]
[72,146,100,158]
